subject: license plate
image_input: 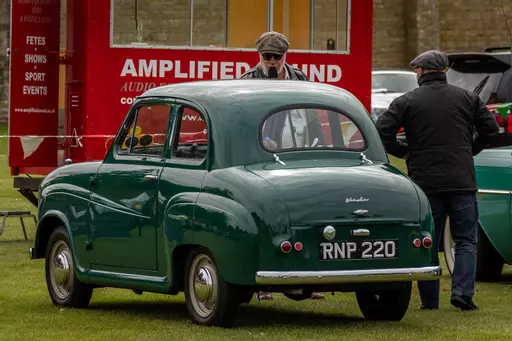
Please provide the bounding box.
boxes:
[319,240,399,260]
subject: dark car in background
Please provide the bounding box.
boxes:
[446,47,512,108]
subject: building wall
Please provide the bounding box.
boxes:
[372,0,406,69]
[1,0,512,123]
[372,0,512,70]
[439,0,512,53]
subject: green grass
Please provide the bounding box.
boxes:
[1,124,512,340]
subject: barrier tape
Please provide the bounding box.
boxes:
[0,131,203,149]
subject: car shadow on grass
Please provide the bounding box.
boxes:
[85,300,365,327]
[498,273,512,285]
[236,304,365,327]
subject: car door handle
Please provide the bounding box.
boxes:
[144,175,158,181]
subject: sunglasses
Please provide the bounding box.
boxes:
[262,53,283,61]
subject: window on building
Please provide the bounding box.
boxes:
[111,0,350,52]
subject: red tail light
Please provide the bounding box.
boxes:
[281,241,292,253]
[422,236,433,249]
[412,238,421,248]
[294,242,303,252]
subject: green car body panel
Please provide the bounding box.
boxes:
[474,147,512,264]
[33,80,440,293]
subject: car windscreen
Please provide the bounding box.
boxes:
[372,73,418,93]
[446,55,510,104]
[260,107,366,152]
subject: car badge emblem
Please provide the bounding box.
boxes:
[351,229,370,237]
[352,209,369,216]
[345,197,370,204]
[323,225,336,241]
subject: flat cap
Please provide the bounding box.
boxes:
[256,31,289,54]
[410,50,449,70]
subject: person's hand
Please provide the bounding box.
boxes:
[263,137,278,150]
[304,138,322,147]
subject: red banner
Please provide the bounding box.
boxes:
[9,0,372,172]
[8,0,60,171]
[78,0,372,162]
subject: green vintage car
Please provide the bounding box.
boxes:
[30,80,441,327]
[443,146,512,281]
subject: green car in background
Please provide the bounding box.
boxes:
[443,146,512,281]
[29,80,441,327]
[441,50,512,281]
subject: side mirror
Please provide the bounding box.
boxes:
[64,159,72,165]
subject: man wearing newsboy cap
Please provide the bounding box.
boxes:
[240,32,325,301]
[240,31,309,80]
[376,50,499,311]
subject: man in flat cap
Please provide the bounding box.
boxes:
[240,32,325,301]
[376,50,499,311]
[240,31,309,80]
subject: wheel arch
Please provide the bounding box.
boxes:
[477,219,508,262]
[171,243,201,292]
[191,194,260,285]
[34,210,72,259]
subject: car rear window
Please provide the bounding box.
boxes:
[260,107,366,152]
[446,55,511,104]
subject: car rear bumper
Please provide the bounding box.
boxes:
[255,266,442,285]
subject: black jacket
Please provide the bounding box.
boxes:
[240,63,309,80]
[376,71,499,194]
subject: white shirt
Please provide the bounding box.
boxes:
[281,67,311,148]
[260,65,309,148]
[281,109,308,148]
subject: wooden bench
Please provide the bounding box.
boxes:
[0,211,37,240]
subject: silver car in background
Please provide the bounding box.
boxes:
[371,69,418,121]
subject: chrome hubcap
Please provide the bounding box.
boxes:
[189,254,217,318]
[53,253,70,285]
[49,240,74,300]
[194,268,213,302]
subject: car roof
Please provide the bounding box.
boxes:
[141,79,357,103]
[139,80,369,131]
[137,80,386,169]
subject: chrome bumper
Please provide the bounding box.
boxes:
[255,266,442,285]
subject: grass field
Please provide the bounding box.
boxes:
[0,125,511,340]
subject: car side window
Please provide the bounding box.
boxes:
[171,106,208,162]
[118,104,171,157]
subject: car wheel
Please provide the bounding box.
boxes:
[443,220,504,281]
[443,218,455,276]
[356,282,411,321]
[45,226,93,308]
[476,227,504,282]
[184,248,240,327]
